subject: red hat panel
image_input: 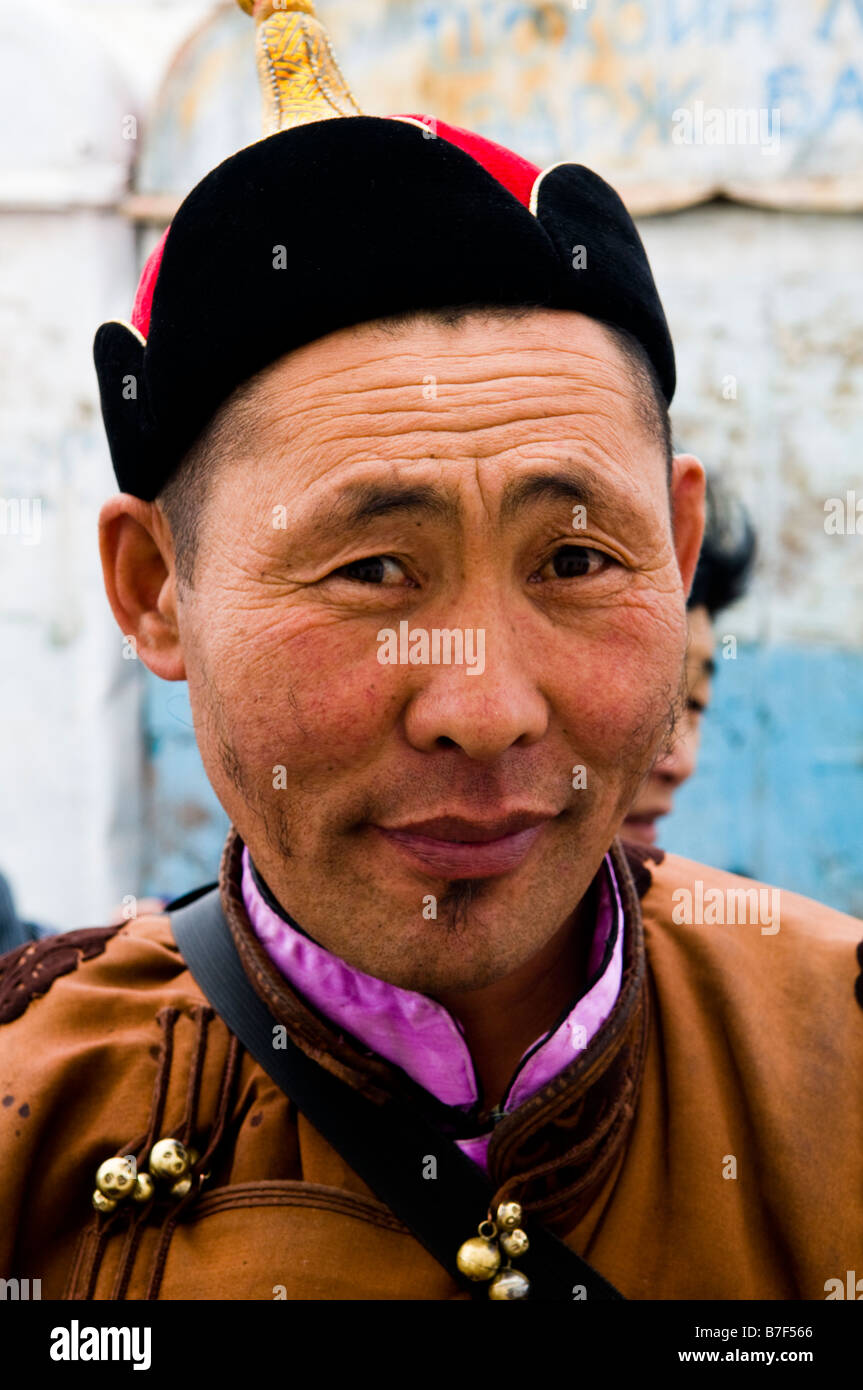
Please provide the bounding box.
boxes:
[388,114,540,209]
[129,116,540,341]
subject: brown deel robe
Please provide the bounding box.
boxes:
[1,829,861,1300]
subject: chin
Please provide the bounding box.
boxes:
[386,955,522,998]
[354,911,533,997]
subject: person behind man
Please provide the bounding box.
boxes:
[0,0,860,1303]
[622,476,756,847]
[0,871,55,953]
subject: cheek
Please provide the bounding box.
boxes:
[196,608,399,778]
[550,607,685,760]
[187,584,686,786]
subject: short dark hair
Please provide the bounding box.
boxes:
[600,318,673,478]
[157,373,261,592]
[157,302,673,590]
[688,474,757,617]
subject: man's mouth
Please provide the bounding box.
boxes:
[373,811,559,879]
[621,811,668,847]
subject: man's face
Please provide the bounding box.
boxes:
[114,309,703,995]
[621,604,715,848]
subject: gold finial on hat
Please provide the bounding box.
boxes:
[236,1,362,136]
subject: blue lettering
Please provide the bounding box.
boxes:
[723,0,774,41]
[667,0,714,46]
[815,0,863,41]
[765,65,809,138]
[571,82,619,132]
[609,0,654,54]
[624,75,700,149]
[819,64,863,129]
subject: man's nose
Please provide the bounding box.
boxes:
[653,728,697,789]
[402,620,549,761]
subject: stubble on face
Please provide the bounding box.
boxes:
[207,677,299,863]
[172,310,698,994]
[437,877,490,936]
[199,632,684,964]
[191,658,684,992]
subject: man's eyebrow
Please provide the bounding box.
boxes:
[499,468,604,523]
[302,463,625,542]
[310,482,458,538]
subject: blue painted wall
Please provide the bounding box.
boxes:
[142,674,228,903]
[661,643,863,918]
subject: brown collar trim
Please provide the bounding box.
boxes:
[218,827,650,1225]
[218,828,398,1103]
[484,837,649,1225]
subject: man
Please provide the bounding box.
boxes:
[622,479,756,847]
[0,0,861,1302]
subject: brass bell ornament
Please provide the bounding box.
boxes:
[95,1155,137,1202]
[148,1137,190,1181]
[499,1227,530,1258]
[456,1222,502,1282]
[489,1267,531,1299]
[91,1188,117,1214]
[456,1206,531,1299]
[495,1201,523,1231]
[131,1172,155,1204]
[92,1134,207,1218]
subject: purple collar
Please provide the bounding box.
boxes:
[241,847,623,1170]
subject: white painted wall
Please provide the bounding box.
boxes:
[0,1,212,927]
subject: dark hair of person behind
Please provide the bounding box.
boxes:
[688,474,757,618]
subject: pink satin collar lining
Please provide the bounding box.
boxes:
[241,846,623,1170]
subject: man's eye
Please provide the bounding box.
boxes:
[332,555,410,586]
[534,545,612,581]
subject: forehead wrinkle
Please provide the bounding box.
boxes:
[251,413,659,533]
[272,330,629,388]
[265,403,645,468]
[239,345,658,504]
[234,342,651,493]
[282,449,652,556]
[286,368,638,422]
[248,336,643,433]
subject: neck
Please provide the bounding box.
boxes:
[433,890,594,1114]
[247,848,596,1114]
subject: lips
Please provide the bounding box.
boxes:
[374,811,557,879]
[621,811,668,847]
[386,812,552,843]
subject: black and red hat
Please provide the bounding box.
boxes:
[94,2,675,501]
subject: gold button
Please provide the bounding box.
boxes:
[149,1137,190,1181]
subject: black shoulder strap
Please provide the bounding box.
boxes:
[169,884,624,1302]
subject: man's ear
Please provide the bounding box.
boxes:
[669,453,706,601]
[98,494,187,681]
